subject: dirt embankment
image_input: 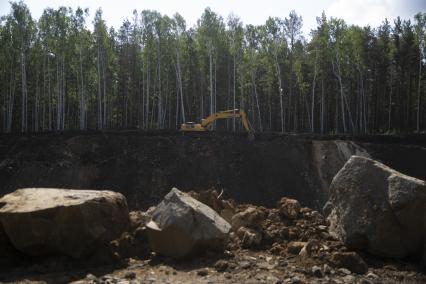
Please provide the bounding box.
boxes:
[0,131,425,210]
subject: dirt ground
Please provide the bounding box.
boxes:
[3,251,423,284]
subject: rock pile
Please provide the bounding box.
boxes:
[189,189,237,223]
[117,187,370,276]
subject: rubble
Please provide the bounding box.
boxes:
[236,226,262,248]
[277,197,301,219]
[287,241,307,254]
[330,251,368,274]
[0,187,425,283]
[231,206,266,230]
[189,189,237,223]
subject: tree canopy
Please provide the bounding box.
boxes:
[1,1,425,134]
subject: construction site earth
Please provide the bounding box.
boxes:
[0,131,426,284]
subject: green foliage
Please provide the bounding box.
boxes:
[0,2,425,134]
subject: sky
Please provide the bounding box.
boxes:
[0,0,425,36]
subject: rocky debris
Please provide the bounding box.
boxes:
[338,268,352,275]
[214,259,230,272]
[236,226,262,248]
[299,239,320,259]
[0,189,424,284]
[188,189,223,213]
[238,260,252,269]
[124,271,136,279]
[311,265,323,277]
[189,189,237,223]
[287,241,307,254]
[231,206,266,230]
[0,188,129,258]
[129,209,153,231]
[330,251,368,274]
[277,197,301,219]
[146,188,231,258]
[226,193,331,255]
[197,269,209,276]
[366,272,379,280]
[325,156,426,260]
[108,229,149,261]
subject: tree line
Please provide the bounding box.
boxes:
[1,1,425,134]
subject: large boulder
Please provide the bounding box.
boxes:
[0,188,129,258]
[325,156,426,259]
[146,188,231,258]
[0,221,23,266]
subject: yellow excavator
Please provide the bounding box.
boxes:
[180,109,254,139]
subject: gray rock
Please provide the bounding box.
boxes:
[0,188,129,258]
[146,188,231,258]
[325,156,426,259]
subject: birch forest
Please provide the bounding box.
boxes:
[1,1,426,134]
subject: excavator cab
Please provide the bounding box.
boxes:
[179,122,206,132]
